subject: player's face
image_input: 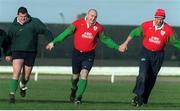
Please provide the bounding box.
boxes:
[17,12,28,24]
[87,11,97,25]
[154,17,164,27]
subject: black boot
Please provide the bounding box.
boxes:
[9,93,15,104]
[70,88,77,102]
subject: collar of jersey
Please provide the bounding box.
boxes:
[17,17,30,25]
[84,16,96,28]
[153,20,164,30]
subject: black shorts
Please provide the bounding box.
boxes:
[12,51,37,66]
[72,49,95,74]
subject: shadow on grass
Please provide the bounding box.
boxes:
[84,100,129,105]
[0,98,130,105]
[0,98,69,103]
[149,102,180,108]
[0,98,180,108]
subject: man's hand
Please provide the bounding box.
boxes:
[119,43,128,52]
[5,56,12,63]
[119,36,132,52]
[46,42,54,51]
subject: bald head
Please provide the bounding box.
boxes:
[86,9,98,25]
[87,9,98,16]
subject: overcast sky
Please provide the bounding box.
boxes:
[0,0,180,26]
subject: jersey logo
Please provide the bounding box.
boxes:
[93,26,98,31]
[82,32,94,39]
[19,28,23,32]
[149,36,161,44]
[160,30,165,36]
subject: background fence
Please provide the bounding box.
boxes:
[0,22,180,83]
[1,22,180,66]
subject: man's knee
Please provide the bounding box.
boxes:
[24,75,30,81]
[137,73,146,83]
[80,69,89,80]
[72,74,79,80]
[12,75,19,80]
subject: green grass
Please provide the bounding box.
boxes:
[0,74,180,110]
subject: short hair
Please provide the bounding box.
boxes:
[17,7,28,14]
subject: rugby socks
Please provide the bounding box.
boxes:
[76,79,87,98]
[9,79,18,94]
[71,78,79,90]
[20,75,28,88]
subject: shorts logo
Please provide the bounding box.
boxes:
[141,58,146,61]
[88,58,92,61]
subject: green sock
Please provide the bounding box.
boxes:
[76,79,87,98]
[9,79,18,94]
[20,74,28,86]
[71,78,79,90]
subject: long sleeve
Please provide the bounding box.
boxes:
[168,32,180,49]
[0,30,11,56]
[99,31,119,50]
[2,35,11,56]
[129,26,143,39]
[52,24,75,45]
[36,18,53,41]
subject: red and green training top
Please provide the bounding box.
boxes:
[52,18,119,52]
[129,20,180,51]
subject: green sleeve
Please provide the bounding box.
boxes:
[99,31,119,50]
[1,30,11,56]
[35,18,53,41]
[168,32,180,49]
[129,26,143,39]
[2,34,11,56]
[52,24,75,45]
[6,29,13,56]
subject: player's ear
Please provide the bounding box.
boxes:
[85,15,88,20]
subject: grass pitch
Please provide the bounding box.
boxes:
[0,74,180,110]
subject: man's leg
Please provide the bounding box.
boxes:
[9,59,24,103]
[71,74,79,90]
[75,69,89,104]
[19,65,33,97]
[19,52,36,97]
[71,49,95,104]
[70,49,82,102]
[133,62,149,95]
[74,52,94,104]
[143,52,164,104]
[70,74,79,102]
[132,53,150,107]
[142,67,154,104]
[142,73,156,104]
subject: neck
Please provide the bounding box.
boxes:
[17,19,24,25]
[155,23,163,28]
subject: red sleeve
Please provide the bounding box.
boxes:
[96,22,103,34]
[141,22,146,30]
[99,25,103,33]
[72,18,81,28]
[141,21,151,32]
[168,26,174,37]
